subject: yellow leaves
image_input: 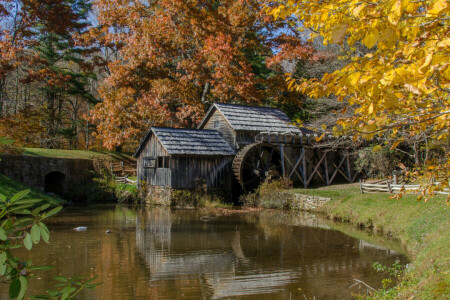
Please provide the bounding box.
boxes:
[362,28,380,49]
[390,141,400,150]
[330,23,348,44]
[426,0,448,17]
[360,123,377,139]
[378,27,398,49]
[315,132,325,142]
[372,145,382,152]
[437,38,450,49]
[368,103,374,114]
[352,3,366,17]
[419,52,434,74]
[375,114,388,126]
[388,0,402,25]
[347,72,361,87]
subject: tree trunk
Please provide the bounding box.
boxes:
[201,82,210,104]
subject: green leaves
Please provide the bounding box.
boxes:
[31,224,40,244]
[43,206,63,219]
[30,275,101,300]
[39,223,50,243]
[1,189,67,300]
[0,227,7,240]
[10,190,30,203]
[9,276,28,300]
[9,278,21,298]
[24,233,33,250]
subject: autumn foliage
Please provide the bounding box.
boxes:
[89,0,315,149]
[269,0,450,195]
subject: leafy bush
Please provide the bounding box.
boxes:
[170,179,230,208]
[0,137,23,155]
[240,178,294,209]
[355,145,402,178]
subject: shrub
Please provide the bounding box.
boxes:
[240,178,294,209]
[355,145,402,178]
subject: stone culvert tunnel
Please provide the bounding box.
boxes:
[0,154,94,197]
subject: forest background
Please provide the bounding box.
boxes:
[0,0,448,194]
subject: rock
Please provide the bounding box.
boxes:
[74,226,87,231]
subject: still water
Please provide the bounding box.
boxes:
[4,206,407,299]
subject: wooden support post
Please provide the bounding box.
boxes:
[280,144,285,177]
[346,153,352,183]
[324,152,329,185]
[302,148,307,188]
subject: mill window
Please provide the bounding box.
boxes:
[143,157,156,168]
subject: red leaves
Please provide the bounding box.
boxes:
[90,0,317,148]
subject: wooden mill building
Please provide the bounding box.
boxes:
[135,103,359,193]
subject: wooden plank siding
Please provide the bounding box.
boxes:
[201,110,236,149]
[170,156,233,189]
[137,135,171,186]
[235,131,258,148]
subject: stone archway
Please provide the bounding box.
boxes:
[44,171,66,195]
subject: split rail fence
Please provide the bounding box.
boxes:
[360,179,450,195]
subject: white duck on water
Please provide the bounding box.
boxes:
[73,227,87,231]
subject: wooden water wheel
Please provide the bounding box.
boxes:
[232,143,282,192]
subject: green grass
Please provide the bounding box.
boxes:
[0,174,64,205]
[22,148,134,161]
[293,184,449,299]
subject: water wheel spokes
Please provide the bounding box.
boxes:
[232,143,282,192]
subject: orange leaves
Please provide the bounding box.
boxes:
[90,0,314,149]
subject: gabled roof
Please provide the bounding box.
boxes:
[198,103,306,133]
[134,127,235,157]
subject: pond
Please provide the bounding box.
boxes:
[5,206,407,299]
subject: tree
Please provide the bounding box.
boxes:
[0,0,100,149]
[268,0,449,196]
[23,0,98,148]
[90,0,315,149]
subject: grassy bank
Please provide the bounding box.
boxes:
[293,184,449,299]
[0,174,64,205]
[22,147,134,161]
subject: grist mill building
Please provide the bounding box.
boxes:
[134,103,359,197]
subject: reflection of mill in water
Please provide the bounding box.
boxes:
[134,211,406,299]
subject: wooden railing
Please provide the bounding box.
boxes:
[110,161,136,176]
[360,179,450,195]
[115,175,137,184]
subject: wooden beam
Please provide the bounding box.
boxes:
[329,154,347,184]
[335,165,350,182]
[306,151,327,186]
[283,150,304,184]
[280,144,285,177]
[288,149,305,178]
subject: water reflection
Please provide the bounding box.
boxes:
[4,206,407,300]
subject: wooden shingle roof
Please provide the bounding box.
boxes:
[198,103,306,133]
[134,127,235,157]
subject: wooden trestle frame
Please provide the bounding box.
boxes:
[255,132,360,188]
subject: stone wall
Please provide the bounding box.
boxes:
[0,154,93,195]
[291,193,331,211]
[144,186,172,206]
